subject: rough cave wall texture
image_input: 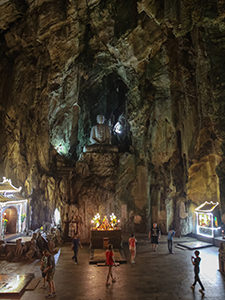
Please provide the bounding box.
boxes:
[1,0,225,239]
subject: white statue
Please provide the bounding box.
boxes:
[83,115,118,153]
[90,115,111,144]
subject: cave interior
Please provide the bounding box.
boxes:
[0,0,225,241]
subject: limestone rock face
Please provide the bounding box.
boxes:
[1,0,225,237]
[0,1,24,31]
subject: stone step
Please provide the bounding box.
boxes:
[175,245,187,251]
[26,277,41,290]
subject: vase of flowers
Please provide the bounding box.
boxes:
[21,213,26,223]
[2,217,8,236]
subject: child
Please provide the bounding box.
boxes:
[44,250,56,298]
[129,233,137,263]
[105,244,116,286]
[40,250,48,288]
[71,233,82,264]
[191,250,205,296]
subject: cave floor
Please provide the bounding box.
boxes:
[1,236,225,300]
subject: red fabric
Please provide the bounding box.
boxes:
[129,237,136,248]
[106,250,114,266]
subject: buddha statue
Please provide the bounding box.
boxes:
[90,115,111,144]
[84,115,118,153]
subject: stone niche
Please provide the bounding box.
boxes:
[66,149,150,242]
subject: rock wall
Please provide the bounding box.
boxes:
[1,0,225,238]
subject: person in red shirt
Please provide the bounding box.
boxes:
[105,244,116,286]
[129,233,137,264]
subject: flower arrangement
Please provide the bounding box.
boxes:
[110,213,120,228]
[91,213,101,229]
[2,217,8,229]
[91,213,120,231]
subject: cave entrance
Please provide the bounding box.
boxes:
[4,206,18,234]
[78,72,131,153]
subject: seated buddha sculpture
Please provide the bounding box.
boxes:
[84,115,118,152]
[90,115,111,144]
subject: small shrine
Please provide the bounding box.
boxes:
[0,178,28,238]
[90,213,122,249]
[195,201,221,238]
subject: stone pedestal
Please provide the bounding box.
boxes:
[74,151,120,242]
[83,144,118,153]
[90,229,122,249]
[77,152,119,177]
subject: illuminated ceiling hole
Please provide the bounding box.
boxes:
[54,208,61,226]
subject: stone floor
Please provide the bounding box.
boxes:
[0,236,224,300]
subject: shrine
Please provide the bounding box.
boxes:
[90,213,122,249]
[195,201,221,238]
[0,178,28,239]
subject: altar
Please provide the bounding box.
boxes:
[90,213,122,249]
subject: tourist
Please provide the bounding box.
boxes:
[149,223,161,252]
[167,226,175,254]
[106,244,116,286]
[40,250,48,288]
[44,250,56,298]
[71,233,82,264]
[191,250,205,296]
[129,233,137,263]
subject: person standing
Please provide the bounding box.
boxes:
[105,244,116,286]
[40,250,48,288]
[44,251,56,298]
[191,250,205,296]
[72,233,82,264]
[149,223,161,252]
[167,227,175,254]
[69,210,77,238]
[129,233,137,263]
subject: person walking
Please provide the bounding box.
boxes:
[71,233,82,264]
[167,227,175,254]
[191,250,205,296]
[105,244,116,286]
[44,250,56,298]
[149,223,161,252]
[129,233,137,263]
